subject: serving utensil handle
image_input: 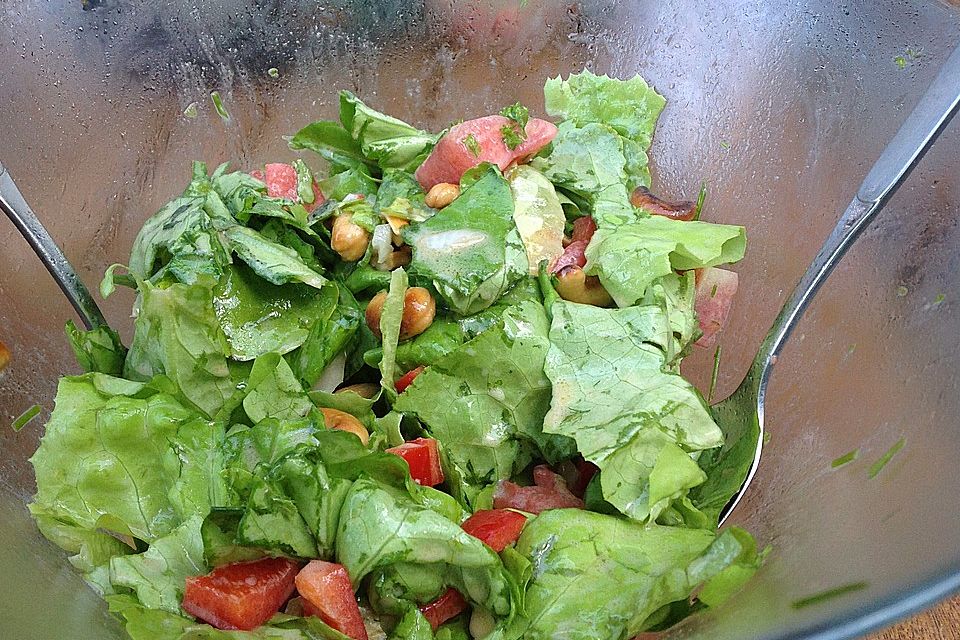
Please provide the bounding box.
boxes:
[756,43,960,368]
[859,44,960,205]
[0,162,107,330]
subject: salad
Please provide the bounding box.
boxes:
[29,70,762,640]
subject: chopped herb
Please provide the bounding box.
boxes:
[182,102,199,119]
[719,140,731,150]
[894,48,922,69]
[896,285,908,297]
[501,124,526,150]
[868,438,905,478]
[211,91,231,121]
[12,404,42,432]
[792,582,868,609]
[499,102,529,128]
[693,182,707,221]
[933,293,946,306]
[763,430,772,445]
[831,449,859,468]
[708,345,722,403]
[499,102,529,150]
[710,283,719,298]
[462,133,482,157]
[267,67,280,78]
[840,342,858,363]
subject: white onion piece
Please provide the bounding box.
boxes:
[371,223,393,267]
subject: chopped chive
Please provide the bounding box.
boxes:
[719,140,731,150]
[12,404,42,432]
[182,102,199,118]
[895,285,908,297]
[211,91,231,121]
[708,345,722,403]
[933,293,946,306]
[267,67,280,78]
[831,449,859,468]
[868,438,905,478]
[710,283,719,298]
[792,582,868,609]
[693,182,707,221]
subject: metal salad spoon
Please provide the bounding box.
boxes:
[2,47,959,528]
[705,43,960,525]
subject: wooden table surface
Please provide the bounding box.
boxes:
[867,594,960,639]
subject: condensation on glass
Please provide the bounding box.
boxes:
[0,1,958,639]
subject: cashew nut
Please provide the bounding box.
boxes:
[331,213,371,261]
[424,182,460,209]
[555,267,614,307]
[320,407,370,445]
[365,286,436,340]
[630,186,696,221]
[375,246,412,272]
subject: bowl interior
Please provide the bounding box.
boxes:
[1,2,959,638]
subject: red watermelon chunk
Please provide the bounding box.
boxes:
[694,267,739,348]
[415,116,557,190]
[258,163,325,212]
[493,465,584,514]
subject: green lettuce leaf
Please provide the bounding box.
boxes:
[543,301,722,522]
[128,194,231,285]
[532,121,635,227]
[339,91,439,171]
[109,515,206,614]
[242,353,315,424]
[379,268,408,393]
[395,301,573,506]
[336,478,513,617]
[584,216,746,308]
[124,280,236,419]
[288,120,375,172]
[543,70,665,192]
[65,319,127,376]
[31,508,134,595]
[236,474,319,559]
[390,607,434,640]
[30,374,205,542]
[224,226,327,290]
[287,283,362,389]
[504,509,761,640]
[319,166,379,201]
[506,165,565,275]
[107,594,356,640]
[404,166,527,315]
[214,265,339,361]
